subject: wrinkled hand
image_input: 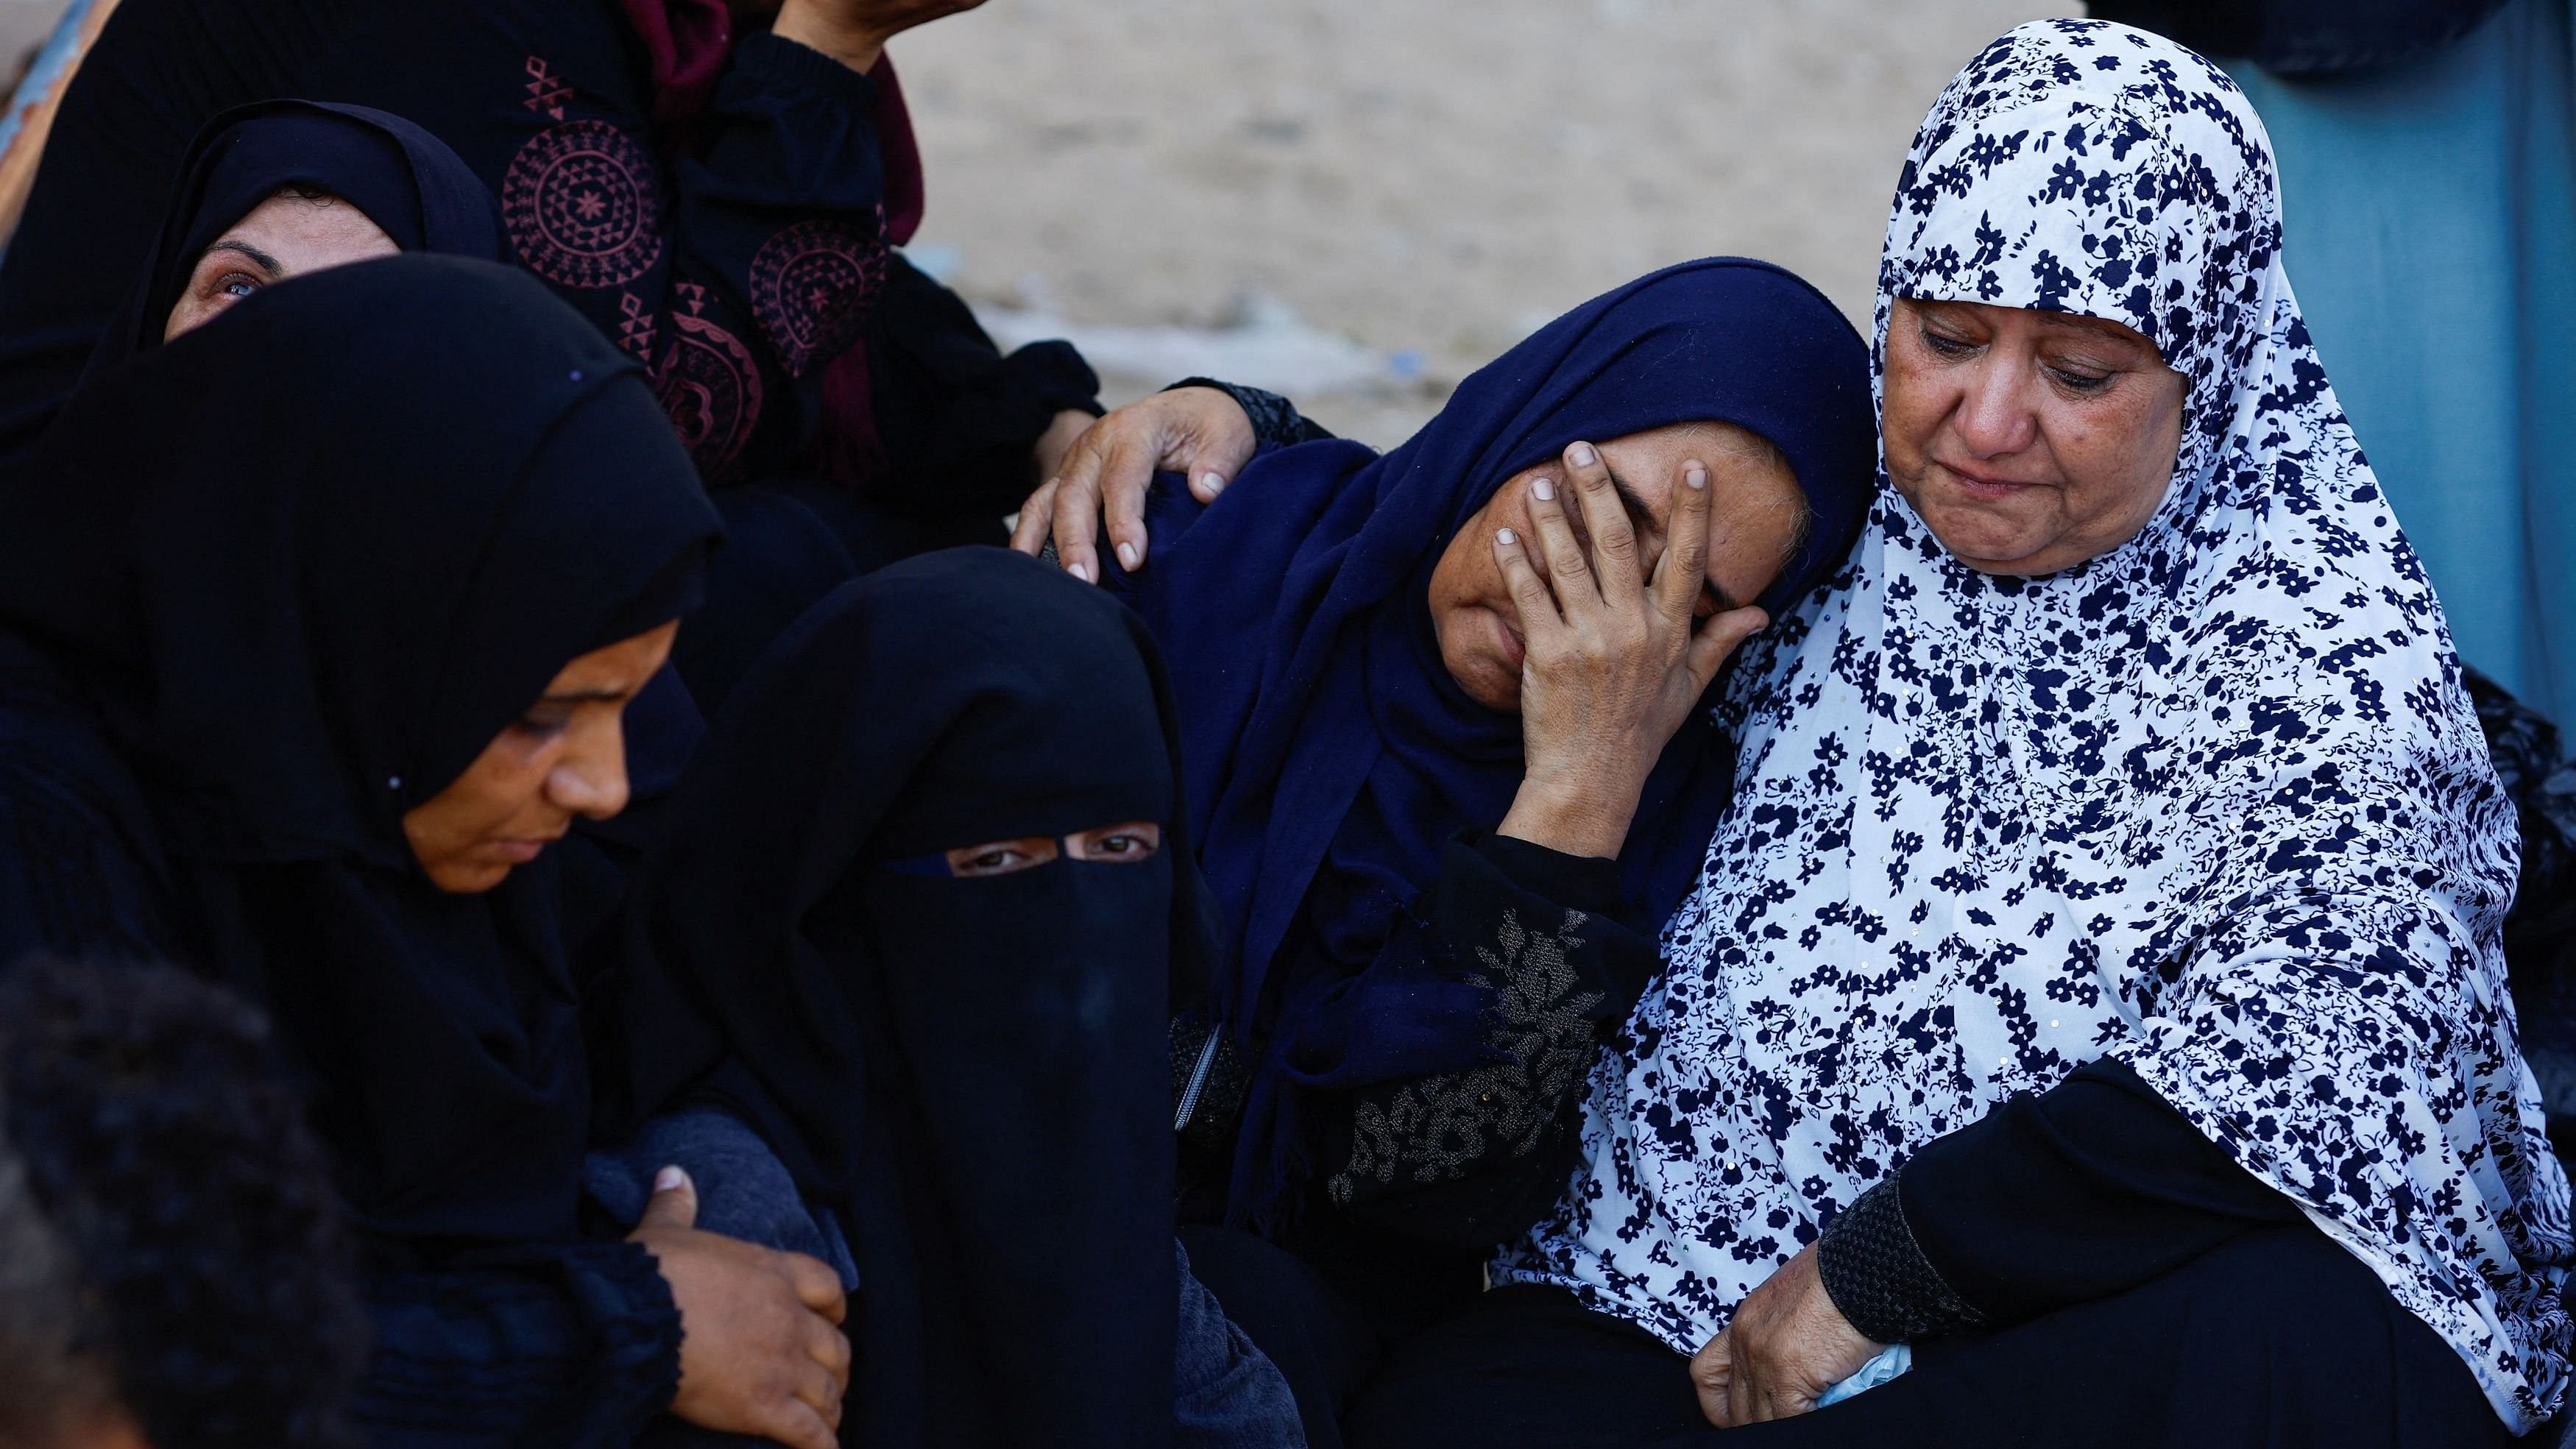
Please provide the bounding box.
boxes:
[1691,1244,1880,1427]
[772,0,986,70]
[629,1167,852,1449]
[1008,386,1254,584]
[1494,442,1769,860]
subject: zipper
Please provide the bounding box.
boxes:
[1173,1030,1222,1133]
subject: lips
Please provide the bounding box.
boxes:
[1937,459,2041,502]
[489,834,565,865]
[1495,611,1526,670]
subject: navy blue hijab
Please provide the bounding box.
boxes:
[1117,259,1874,1213]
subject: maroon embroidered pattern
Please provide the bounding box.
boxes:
[523,57,573,121]
[747,217,888,376]
[503,121,664,290]
[654,284,761,475]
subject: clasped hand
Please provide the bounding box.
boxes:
[628,1166,852,1449]
[1691,1242,1881,1427]
[1494,442,1768,860]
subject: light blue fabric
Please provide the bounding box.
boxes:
[2226,0,2576,725]
[1816,1343,1912,1408]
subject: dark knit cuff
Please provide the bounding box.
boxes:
[1815,1178,1986,1344]
[1164,378,1335,448]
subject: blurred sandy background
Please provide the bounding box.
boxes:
[4,0,2076,443]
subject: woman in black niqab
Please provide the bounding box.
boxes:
[0,254,726,1441]
[614,548,1236,1448]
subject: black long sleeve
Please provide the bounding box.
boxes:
[354,1239,682,1448]
[1319,832,1657,1248]
[1816,1056,2304,1342]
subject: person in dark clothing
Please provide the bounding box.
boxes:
[1358,20,2565,1447]
[0,256,874,1449]
[606,548,1303,1448]
[1023,261,1878,1439]
[0,0,1098,545]
[0,954,366,1449]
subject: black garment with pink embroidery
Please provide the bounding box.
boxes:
[0,0,1095,510]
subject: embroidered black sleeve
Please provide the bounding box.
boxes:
[1165,378,1338,448]
[1320,835,1655,1247]
[1815,1178,1986,1345]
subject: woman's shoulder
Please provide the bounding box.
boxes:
[0,631,174,963]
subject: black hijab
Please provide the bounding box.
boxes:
[618,547,1200,1448]
[85,99,506,380]
[0,256,722,1245]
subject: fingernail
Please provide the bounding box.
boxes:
[654,1166,687,1194]
[1202,471,1227,495]
[1686,466,1708,490]
[1117,542,1139,569]
[1569,442,1597,467]
[1067,561,1091,582]
[1496,526,1517,545]
[1532,477,1555,502]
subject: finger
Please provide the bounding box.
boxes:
[1047,464,1107,584]
[1691,1332,1735,1428]
[1493,525,1565,634]
[795,1355,846,1430]
[1652,460,1714,618]
[1682,605,1770,696]
[1561,440,1638,588]
[778,1251,848,1323]
[1521,471,1599,607]
[762,1395,839,1449]
[1178,427,1256,505]
[633,1166,697,1232]
[807,1318,854,1389]
[1008,478,1060,553]
[1096,427,1157,573]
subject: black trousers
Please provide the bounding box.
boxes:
[1345,1227,2519,1449]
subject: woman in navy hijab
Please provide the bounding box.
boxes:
[1089,258,1877,1403]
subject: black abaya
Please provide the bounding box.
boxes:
[0,256,723,1446]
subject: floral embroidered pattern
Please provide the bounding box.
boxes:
[1501,19,2573,1431]
[1331,906,1604,1202]
[652,284,760,475]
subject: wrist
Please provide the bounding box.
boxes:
[1498,772,1639,860]
[771,1,887,70]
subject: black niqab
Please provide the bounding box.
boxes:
[618,548,1203,1448]
[0,255,722,1244]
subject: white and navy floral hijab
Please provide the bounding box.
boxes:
[1501,18,2574,1428]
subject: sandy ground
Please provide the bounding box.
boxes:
[2,0,2078,444]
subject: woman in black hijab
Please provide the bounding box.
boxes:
[610,548,1300,1448]
[0,256,862,1448]
[81,99,506,371]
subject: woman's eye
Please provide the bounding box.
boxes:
[966,849,1025,871]
[2048,365,2114,393]
[512,713,570,740]
[1095,835,1142,856]
[1919,327,1975,357]
[210,273,263,301]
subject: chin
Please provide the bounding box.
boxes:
[426,860,514,894]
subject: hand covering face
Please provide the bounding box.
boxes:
[1510,21,2572,1430]
[614,548,1206,1448]
[0,255,722,1244]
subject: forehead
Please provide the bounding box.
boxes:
[216,188,397,253]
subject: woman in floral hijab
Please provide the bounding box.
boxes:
[1355,20,2573,1448]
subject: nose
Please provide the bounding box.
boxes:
[549,719,632,821]
[1950,352,2038,459]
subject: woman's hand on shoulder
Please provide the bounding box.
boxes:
[1495,442,1767,860]
[1009,387,1255,584]
[771,0,988,71]
[1691,1242,1879,1426]
[628,1167,852,1449]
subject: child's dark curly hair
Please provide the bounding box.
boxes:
[0,955,367,1449]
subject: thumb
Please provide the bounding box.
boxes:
[1684,605,1769,693]
[634,1164,698,1233]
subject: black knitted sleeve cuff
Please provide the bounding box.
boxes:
[1164,378,1337,447]
[1814,1178,1987,1344]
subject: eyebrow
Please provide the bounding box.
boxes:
[200,239,286,277]
[1604,469,1741,612]
[2031,311,2148,349]
[537,688,633,706]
